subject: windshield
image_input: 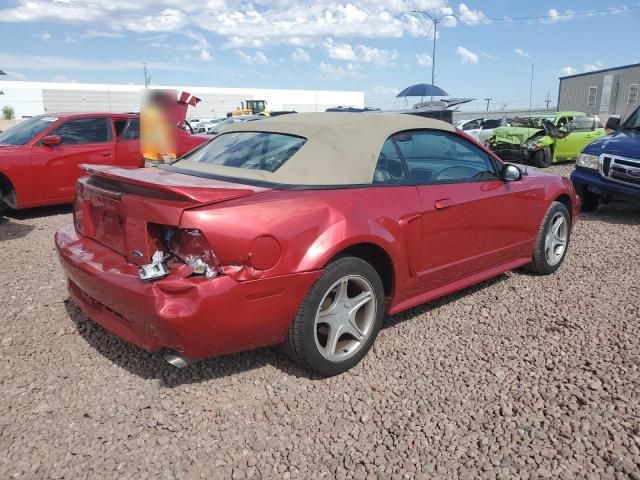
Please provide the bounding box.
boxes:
[0,115,59,145]
[622,106,640,130]
[175,131,306,173]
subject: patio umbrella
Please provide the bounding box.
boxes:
[396,83,449,98]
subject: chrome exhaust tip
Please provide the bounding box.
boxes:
[163,352,191,369]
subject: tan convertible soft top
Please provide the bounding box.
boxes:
[173,112,455,186]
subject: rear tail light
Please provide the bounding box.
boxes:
[73,193,84,235]
[164,228,219,279]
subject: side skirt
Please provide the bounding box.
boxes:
[388,257,531,315]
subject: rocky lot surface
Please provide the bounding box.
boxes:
[1,164,639,479]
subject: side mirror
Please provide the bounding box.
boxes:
[41,135,62,147]
[605,116,620,130]
[501,164,522,182]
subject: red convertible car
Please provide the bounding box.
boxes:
[56,113,579,376]
[0,96,207,215]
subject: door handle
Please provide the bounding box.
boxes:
[101,152,113,157]
[434,198,452,209]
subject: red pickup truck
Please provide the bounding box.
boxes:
[0,111,208,215]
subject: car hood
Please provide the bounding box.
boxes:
[490,126,543,145]
[582,129,640,158]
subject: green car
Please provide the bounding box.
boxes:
[487,112,606,168]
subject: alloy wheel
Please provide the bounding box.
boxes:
[544,212,568,266]
[314,275,377,362]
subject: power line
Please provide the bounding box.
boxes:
[477,5,640,22]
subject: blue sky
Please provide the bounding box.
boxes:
[0,0,638,111]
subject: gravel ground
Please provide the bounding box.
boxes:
[1,164,639,479]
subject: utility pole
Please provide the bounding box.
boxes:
[143,63,151,88]
[484,98,492,112]
[545,91,551,109]
[412,10,457,100]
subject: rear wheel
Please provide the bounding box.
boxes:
[527,201,571,274]
[285,256,384,377]
[532,147,552,168]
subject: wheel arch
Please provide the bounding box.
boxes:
[325,241,396,299]
[0,171,16,206]
[554,193,573,219]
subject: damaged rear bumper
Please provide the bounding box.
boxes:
[55,223,320,360]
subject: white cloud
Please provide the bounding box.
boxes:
[38,30,51,42]
[583,61,605,72]
[319,62,362,80]
[415,53,432,66]
[0,0,488,48]
[64,34,76,44]
[372,86,399,96]
[292,48,310,63]
[455,46,478,64]
[2,71,27,80]
[480,51,499,60]
[324,38,398,65]
[514,48,529,58]
[183,31,213,62]
[559,66,577,76]
[0,53,197,72]
[236,51,270,65]
[82,29,124,39]
[51,74,78,83]
[458,3,489,24]
[542,8,574,23]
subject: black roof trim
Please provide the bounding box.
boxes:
[559,62,640,80]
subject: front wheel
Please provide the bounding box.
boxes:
[285,256,385,377]
[579,189,599,212]
[531,147,552,168]
[527,201,571,274]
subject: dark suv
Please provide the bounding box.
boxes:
[571,105,640,211]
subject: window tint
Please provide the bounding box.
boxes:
[566,117,594,132]
[462,119,482,130]
[51,117,110,145]
[373,139,407,184]
[0,115,59,145]
[120,118,140,141]
[391,130,498,184]
[178,132,306,173]
[481,119,502,129]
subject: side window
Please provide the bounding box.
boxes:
[556,117,568,128]
[373,138,407,184]
[51,117,111,145]
[120,118,140,141]
[462,119,481,131]
[393,130,498,184]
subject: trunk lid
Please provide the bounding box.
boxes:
[76,164,265,264]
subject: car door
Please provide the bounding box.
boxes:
[554,118,605,160]
[115,118,143,167]
[394,130,536,292]
[31,116,114,201]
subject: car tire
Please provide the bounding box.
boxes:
[532,147,552,168]
[527,201,571,275]
[285,256,385,377]
[0,199,7,218]
[579,189,599,212]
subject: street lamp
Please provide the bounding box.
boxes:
[412,10,457,97]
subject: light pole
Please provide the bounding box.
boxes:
[412,10,457,99]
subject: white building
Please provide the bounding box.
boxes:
[0,81,365,119]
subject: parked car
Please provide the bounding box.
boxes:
[466,118,509,145]
[486,111,587,167]
[0,111,208,215]
[206,115,264,135]
[522,116,607,168]
[571,106,640,211]
[454,118,484,132]
[55,113,579,376]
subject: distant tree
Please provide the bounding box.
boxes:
[2,105,15,120]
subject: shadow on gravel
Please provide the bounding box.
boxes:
[384,274,508,330]
[579,203,640,226]
[5,204,73,220]
[64,299,315,386]
[0,216,34,240]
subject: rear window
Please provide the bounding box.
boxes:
[176,132,306,173]
[481,119,502,129]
